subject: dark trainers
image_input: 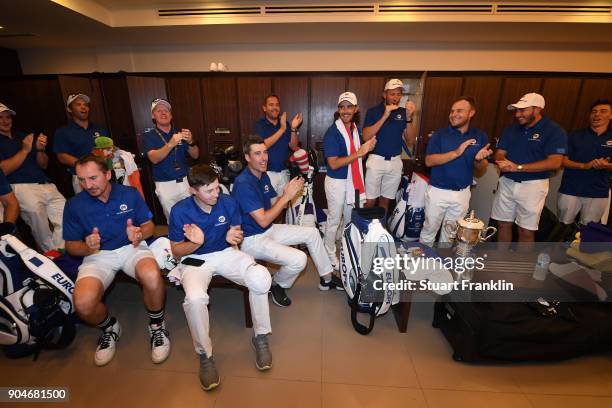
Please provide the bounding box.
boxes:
[251,334,272,371]
[199,353,220,391]
[94,321,122,367]
[319,274,344,291]
[148,321,171,364]
[270,284,291,307]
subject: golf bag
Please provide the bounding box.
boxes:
[210,145,243,194]
[340,206,400,335]
[0,233,76,358]
[285,149,325,233]
[388,172,428,241]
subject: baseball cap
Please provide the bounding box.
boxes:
[66,93,91,106]
[0,103,16,115]
[384,79,404,91]
[507,93,545,110]
[338,91,358,106]
[151,98,172,113]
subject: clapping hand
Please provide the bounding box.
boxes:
[183,224,205,245]
[226,225,244,246]
[126,218,143,247]
[85,227,101,253]
[35,133,47,151]
[475,143,492,161]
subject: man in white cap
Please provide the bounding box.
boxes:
[142,98,199,220]
[491,93,567,245]
[0,103,66,252]
[53,93,110,194]
[363,79,416,212]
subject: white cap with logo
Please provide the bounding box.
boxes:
[151,98,172,113]
[66,93,91,106]
[507,93,545,110]
[338,91,358,106]
[0,103,16,115]
[384,79,404,91]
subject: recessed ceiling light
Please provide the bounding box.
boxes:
[0,26,4,29]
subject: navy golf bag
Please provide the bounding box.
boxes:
[0,233,76,358]
[340,206,400,335]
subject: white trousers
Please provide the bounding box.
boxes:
[323,176,353,264]
[11,183,66,252]
[419,185,470,245]
[267,170,290,204]
[180,247,272,357]
[241,224,333,288]
[558,191,611,225]
[154,179,190,220]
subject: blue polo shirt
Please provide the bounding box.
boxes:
[168,194,241,255]
[254,117,291,172]
[0,131,48,184]
[497,116,567,182]
[53,121,109,175]
[62,184,152,251]
[231,167,277,237]
[427,126,489,190]
[323,123,362,179]
[559,126,612,198]
[364,102,407,158]
[142,127,190,182]
[0,169,11,196]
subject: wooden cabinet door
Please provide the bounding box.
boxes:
[420,76,463,154]
[542,77,582,133]
[348,76,385,115]
[201,76,240,154]
[462,75,503,142]
[310,76,346,147]
[237,76,272,145]
[572,78,612,130]
[493,77,542,141]
[166,76,206,160]
[273,76,309,148]
[58,75,107,128]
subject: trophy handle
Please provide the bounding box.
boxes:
[480,226,497,242]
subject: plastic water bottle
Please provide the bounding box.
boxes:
[533,252,550,281]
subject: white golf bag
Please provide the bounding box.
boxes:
[340,206,400,335]
[388,172,428,242]
[0,234,76,357]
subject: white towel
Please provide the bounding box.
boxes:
[335,119,365,206]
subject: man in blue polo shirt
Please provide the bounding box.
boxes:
[0,168,19,226]
[254,94,302,199]
[363,79,416,212]
[491,93,567,244]
[0,103,66,252]
[53,93,109,194]
[143,98,199,220]
[63,155,170,367]
[168,164,272,391]
[558,99,612,226]
[233,136,339,309]
[419,96,492,245]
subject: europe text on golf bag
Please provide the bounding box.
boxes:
[0,234,76,358]
[340,207,400,335]
[388,172,428,241]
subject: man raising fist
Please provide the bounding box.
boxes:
[62,155,170,367]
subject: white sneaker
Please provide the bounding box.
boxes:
[149,321,171,364]
[94,321,122,367]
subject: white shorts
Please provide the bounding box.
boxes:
[557,192,610,225]
[267,170,290,198]
[154,179,190,220]
[76,242,155,290]
[364,154,403,199]
[491,176,549,231]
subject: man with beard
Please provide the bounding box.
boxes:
[232,136,338,308]
[363,79,416,212]
[143,98,199,220]
[419,97,492,245]
[492,93,567,244]
[558,99,612,226]
[53,94,110,194]
[254,94,302,198]
[63,155,170,367]
[0,103,66,252]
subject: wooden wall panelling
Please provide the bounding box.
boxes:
[237,76,272,145]
[0,48,22,76]
[309,76,346,147]
[541,77,582,132]
[461,76,503,141]
[100,76,136,153]
[348,76,386,119]
[419,76,463,155]
[273,76,310,148]
[58,75,107,128]
[201,76,240,155]
[166,76,206,161]
[493,77,543,142]
[572,78,612,130]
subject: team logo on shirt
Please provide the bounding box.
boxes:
[264,185,270,193]
[606,140,612,147]
[215,215,228,227]
[116,203,133,215]
[531,133,540,140]
[120,204,128,211]
[395,114,402,120]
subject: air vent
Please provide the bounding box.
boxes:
[266,5,374,14]
[158,6,261,17]
[496,5,611,14]
[379,4,492,13]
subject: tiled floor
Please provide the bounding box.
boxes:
[2,258,612,407]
